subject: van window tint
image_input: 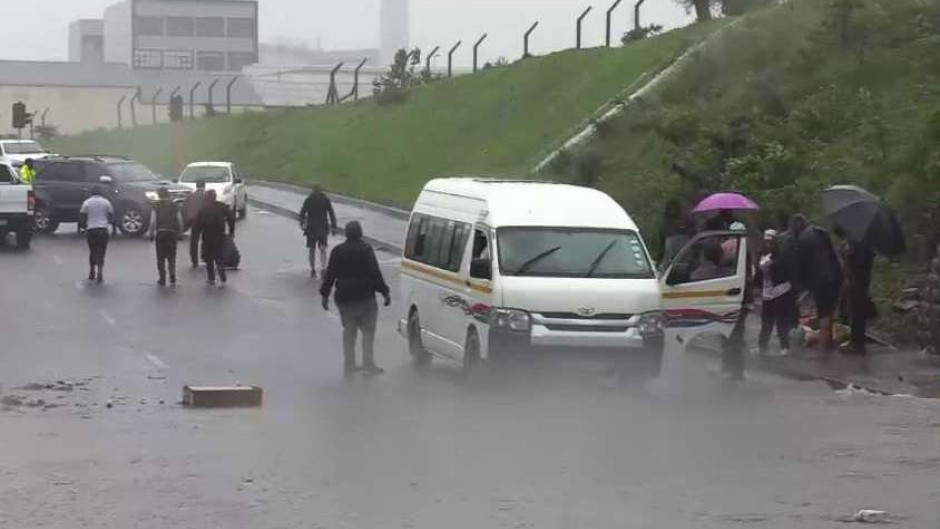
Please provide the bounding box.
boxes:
[404,214,470,272]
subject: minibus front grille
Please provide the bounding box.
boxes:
[538,312,633,320]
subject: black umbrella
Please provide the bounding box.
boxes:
[822,185,905,257]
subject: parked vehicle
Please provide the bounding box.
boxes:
[31,155,190,237]
[0,162,34,249]
[0,139,50,170]
[177,162,248,219]
[398,178,751,380]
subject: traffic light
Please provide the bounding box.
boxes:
[12,102,27,129]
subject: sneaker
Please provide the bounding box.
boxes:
[96,273,103,284]
[157,278,166,286]
[191,262,199,269]
[360,364,384,376]
[207,279,216,286]
[779,348,790,357]
[170,276,177,286]
[88,271,96,281]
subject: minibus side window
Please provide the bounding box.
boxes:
[470,229,491,280]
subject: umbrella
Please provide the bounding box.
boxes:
[822,185,905,257]
[692,192,760,213]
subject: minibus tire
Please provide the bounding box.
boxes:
[463,329,481,374]
[408,309,431,366]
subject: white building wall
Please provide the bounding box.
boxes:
[104,0,133,66]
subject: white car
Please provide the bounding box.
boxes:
[0,139,50,170]
[177,161,248,219]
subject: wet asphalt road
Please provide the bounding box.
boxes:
[0,208,938,528]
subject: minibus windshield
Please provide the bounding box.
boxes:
[497,227,654,279]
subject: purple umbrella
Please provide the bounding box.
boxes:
[692,192,760,213]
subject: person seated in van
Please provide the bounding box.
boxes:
[690,241,726,281]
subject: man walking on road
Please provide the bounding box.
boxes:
[299,184,338,278]
[184,180,207,268]
[79,187,114,283]
[195,189,235,286]
[320,221,391,377]
[147,187,184,286]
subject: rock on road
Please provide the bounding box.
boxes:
[0,208,937,529]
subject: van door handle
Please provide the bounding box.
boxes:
[726,288,742,296]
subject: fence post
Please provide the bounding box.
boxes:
[40,108,49,128]
[524,21,539,58]
[447,41,462,78]
[606,0,624,46]
[151,87,163,125]
[472,33,488,73]
[116,95,126,129]
[325,62,344,105]
[207,79,220,116]
[189,81,201,119]
[577,6,593,49]
[226,76,238,114]
[130,87,141,128]
[634,0,647,31]
[425,46,441,76]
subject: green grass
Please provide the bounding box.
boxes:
[51,21,722,207]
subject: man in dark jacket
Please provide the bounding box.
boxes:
[195,189,235,285]
[146,187,184,286]
[184,180,207,268]
[835,226,875,355]
[299,185,338,278]
[320,221,391,377]
[791,214,844,351]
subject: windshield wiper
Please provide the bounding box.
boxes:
[514,246,562,275]
[585,239,618,278]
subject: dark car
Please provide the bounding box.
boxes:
[32,155,191,237]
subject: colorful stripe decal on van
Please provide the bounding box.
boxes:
[401,260,494,295]
[665,308,740,328]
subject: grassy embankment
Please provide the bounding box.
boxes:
[51,21,723,207]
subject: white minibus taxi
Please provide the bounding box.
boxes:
[399,178,750,379]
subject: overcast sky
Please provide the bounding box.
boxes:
[1,0,692,65]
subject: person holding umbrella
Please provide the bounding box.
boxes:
[823,185,905,355]
[691,192,760,380]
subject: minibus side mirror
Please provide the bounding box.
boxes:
[470,257,492,281]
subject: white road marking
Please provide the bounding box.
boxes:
[145,353,168,369]
[52,255,62,266]
[98,310,117,327]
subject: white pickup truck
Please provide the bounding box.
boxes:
[0,162,34,249]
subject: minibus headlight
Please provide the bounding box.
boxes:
[491,308,531,332]
[638,311,665,336]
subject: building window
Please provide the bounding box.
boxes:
[227,52,256,72]
[133,48,163,69]
[165,50,194,70]
[196,51,225,71]
[194,17,225,37]
[136,16,163,36]
[166,16,195,37]
[226,18,255,38]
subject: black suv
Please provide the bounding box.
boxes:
[32,156,191,236]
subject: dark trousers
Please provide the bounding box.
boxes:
[189,225,201,266]
[338,298,378,370]
[848,288,870,350]
[202,235,226,283]
[723,306,749,379]
[86,228,109,269]
[758,295,794,352]
[155,231,178,282]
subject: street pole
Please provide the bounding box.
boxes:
[524,21,539,58]
[606,0,624,47]
[634,0,647,31]
[151,87,163,125]
[325,62,344,105]
[473,33,488,73]
[447,41,462,78]
[352,58,368,101]
[425,46,441,76]
[577,6,593,49]
[189,82,201,119]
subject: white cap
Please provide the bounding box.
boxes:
[730,221,746,232]
[763,229,778,240]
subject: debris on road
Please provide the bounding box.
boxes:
[1,395,24,407]
[182,385,263,408]
[852,510,889,523]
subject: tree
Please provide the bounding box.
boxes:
[373,48,424,105]
[677,0,713,21]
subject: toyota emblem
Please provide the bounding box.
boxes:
[577,306,596,317]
